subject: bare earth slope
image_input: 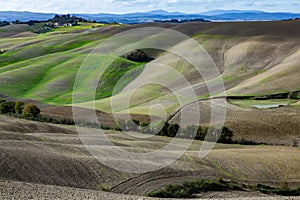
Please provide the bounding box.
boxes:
[169,100,300,146]
[1,115,300,198]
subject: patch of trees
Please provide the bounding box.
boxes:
[0,98,75,125]
[116,119,235,144]
[27,20,43,26]
[0,21,10,27]
[158,123,234,144]
[50,14,83,25]
[32,25,53,34]
[0,99,40,117]
[124,49,154,62]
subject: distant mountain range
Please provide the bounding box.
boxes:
[1,10,300,24]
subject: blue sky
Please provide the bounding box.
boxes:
[0,0,299,14]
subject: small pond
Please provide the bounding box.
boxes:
[253,104,287,109]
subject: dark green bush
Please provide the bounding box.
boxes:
[22,103,40,117]
[0,101,15,114]
[125,49,154,62]
[157,123,234,144]
[14,100,25,114]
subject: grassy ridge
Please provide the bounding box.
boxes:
[0,25,145,104]
[1,22,300,115]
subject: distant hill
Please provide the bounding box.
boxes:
[199,10,264,16]
[215,12,300,21]
[0,11,55,22]
[1,10,300,24]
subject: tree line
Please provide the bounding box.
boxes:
[0,98,262,145]
[0,99,74,125]
[0,99,40,117]
[116,119,234,144]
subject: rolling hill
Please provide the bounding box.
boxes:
[0,20,300,199]
[1,114,300,197]
[0,20,299,145]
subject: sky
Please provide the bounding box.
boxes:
[0,0,299,14]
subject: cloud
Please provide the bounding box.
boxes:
[0,0,298,13]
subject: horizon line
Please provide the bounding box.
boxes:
[0,9,299,15]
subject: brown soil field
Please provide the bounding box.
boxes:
[169,99,300,146]
[2,180,297,200]
[1,115,300,199]
[41,105,160,127]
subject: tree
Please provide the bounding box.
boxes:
[167,124,180,137]
[125,49,154,62]
[22,103,40,117]
[14,100,25,114]
[0,101,15,114]
[195,126,208,141]
[0,98,5,104]
[158,122,170,136]
[219,127,234,143]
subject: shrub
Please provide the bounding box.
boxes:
[218,127,234,143]
[115,125,122,131]
[14,100,25,114]
[195,126,208,140]
[22,103,40,117]
[97,183,111,192]
[0,101,15,114]
[0,21,9,27]
[158,122,170,136]
[125,49,154,62]
[167,124,180,137]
